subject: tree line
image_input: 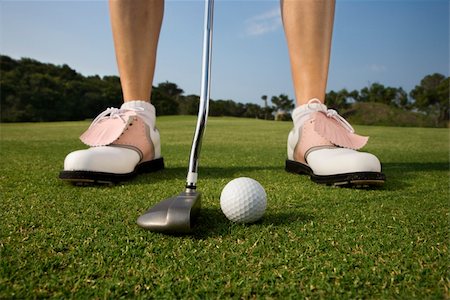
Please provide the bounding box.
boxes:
[1,55,448,127]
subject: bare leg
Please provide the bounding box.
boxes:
[60,0,164,184]
[283,0,385,187]
[281,0,335,106]
[109,0,164,102]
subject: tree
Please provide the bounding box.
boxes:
[1,54,446,126]
[261,95,268,120]
[209,99,245,117]
[271,94,294,121]
[410,73,449,125]
[151,88,179,115]
[242,103,263,119]
[325,89,357,111]
[0,55,125,121]
[359,83,390,104]
[271,94,294,112]
[359,83,409,108]
[392,87,409,109]
[156,81,184,99]
[177,94,200,115]
[150,81,184,115]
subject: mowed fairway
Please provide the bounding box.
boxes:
[1,116,448,299]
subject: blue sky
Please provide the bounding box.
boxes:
[1,0,448,105]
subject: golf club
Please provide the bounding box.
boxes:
[136,0,214,233]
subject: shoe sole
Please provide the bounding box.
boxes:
[285,159,385,187]
[59,157,165,185]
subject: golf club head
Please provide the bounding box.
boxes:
[136,190,201,234]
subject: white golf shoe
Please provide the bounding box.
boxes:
[60,101,164,184]
[285,99,385,187]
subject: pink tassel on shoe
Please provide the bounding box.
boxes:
[312,111,368,150]
[80,110,136,147]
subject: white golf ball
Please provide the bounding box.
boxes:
[220,177,267,223]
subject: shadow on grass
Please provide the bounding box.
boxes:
[131,165,284,186]
[63,162,449,192]
[191,207,314,239]
[261,210,314,227]
[382,162,449,191]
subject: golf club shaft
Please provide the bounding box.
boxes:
[186,0,214,190]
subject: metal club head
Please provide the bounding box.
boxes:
[136,189,201,234]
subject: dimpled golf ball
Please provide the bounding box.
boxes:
[220,177,267,223]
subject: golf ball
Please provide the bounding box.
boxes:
[220,177,267,223]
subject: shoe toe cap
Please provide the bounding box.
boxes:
[64,147,140,174]
[307,148,381,176]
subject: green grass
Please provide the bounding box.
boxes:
[1,116,448,299]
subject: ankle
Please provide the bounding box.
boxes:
[292,98,327,128]
[121,100,156,128]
